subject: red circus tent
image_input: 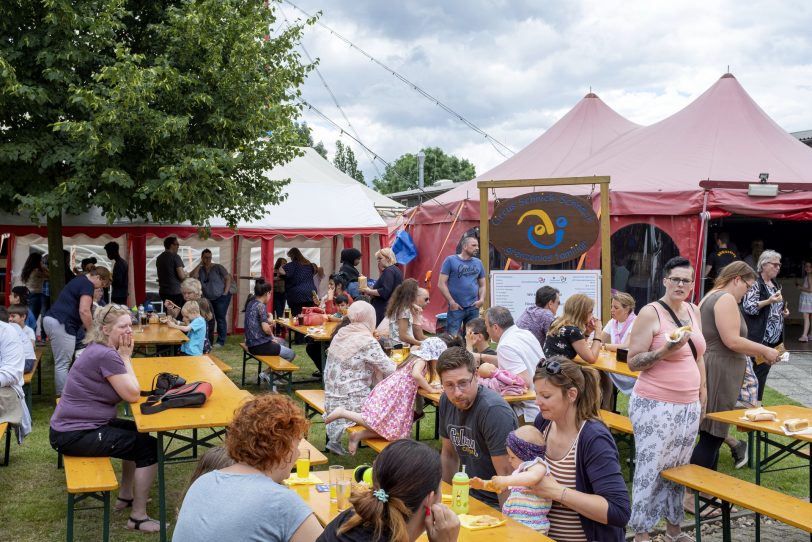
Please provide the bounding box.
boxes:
[404,74,812,330]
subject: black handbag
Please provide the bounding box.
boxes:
[140,381,212,414]
[140,372,186,397]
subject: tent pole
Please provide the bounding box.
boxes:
[599,183,612,324]
[479,186,490,309]
[698,190,710,301]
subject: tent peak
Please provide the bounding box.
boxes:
[721,72,736,79]
[584,92,599,98]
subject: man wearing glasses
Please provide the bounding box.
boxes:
[438,347,517,508]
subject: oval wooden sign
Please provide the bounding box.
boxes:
[489,192,599,265]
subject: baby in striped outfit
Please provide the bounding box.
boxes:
[472,425,551,533]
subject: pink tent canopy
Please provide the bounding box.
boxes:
[403,74,812,330]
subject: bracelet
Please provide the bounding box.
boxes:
[593,338,602,343]
[560,487,568,503]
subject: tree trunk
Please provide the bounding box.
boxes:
[47,213,65,304]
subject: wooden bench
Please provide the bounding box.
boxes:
[662,464,812,542]
[240,342,299,394]
[294,389,390,453]
[63,455,119,542]
[0,422,10,466]
[204,353,232,374]
[600,410,635,480]
[22,347,44,412]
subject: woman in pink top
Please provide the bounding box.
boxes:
[626,256,707,542]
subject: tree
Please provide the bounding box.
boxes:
[294,121,327,159]
[1,0,314,299]
[333,140,364,183]
[372,147,475,194]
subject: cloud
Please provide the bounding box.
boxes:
[279,0,812,184]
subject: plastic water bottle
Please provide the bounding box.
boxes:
[451,465,470,514]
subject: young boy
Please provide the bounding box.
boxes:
[7,305,37,373]
[471,424,552,533]
[9,286,37,332]
[168,301,207,356]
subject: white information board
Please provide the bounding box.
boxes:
[490,270,602,320]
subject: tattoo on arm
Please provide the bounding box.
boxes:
[628,350,662,371]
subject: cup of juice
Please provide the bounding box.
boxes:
[329,465,344,502]
[296,448,310,480]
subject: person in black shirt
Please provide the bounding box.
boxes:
[104,241,129,305]
[317,440,460,542]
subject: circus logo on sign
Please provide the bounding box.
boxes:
[490,192,599,265]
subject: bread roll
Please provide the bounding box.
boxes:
[784,418,809,432]
[669,325,692,341]
[744,407,778,422]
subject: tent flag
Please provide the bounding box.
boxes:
[392,230,417,265]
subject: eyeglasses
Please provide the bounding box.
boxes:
[442,375,475,392]
[740,277,755,289]
[666,277,693,286]
[100,303,129,321]
[767,262,781,268]
[538,359,563,375]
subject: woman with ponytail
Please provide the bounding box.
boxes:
[318,439,459,542]
[532,356,630,541]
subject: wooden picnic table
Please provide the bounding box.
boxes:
[575,350,639,378]
[706,405,812,499]
[132,323,188,356]
[132,356,251,542]
[276,319,338,374]
[293,471,554,541]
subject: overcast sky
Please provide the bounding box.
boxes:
[276,0,812,186]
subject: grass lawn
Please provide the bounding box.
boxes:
[0,338,807,541]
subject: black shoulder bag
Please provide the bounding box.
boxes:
[656,300,698,360]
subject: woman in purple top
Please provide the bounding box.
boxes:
[50,305,159,533]
[533,356,630,542]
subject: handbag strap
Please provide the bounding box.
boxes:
[656,300,698,360]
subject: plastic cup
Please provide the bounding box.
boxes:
[337,479,351,510]
[296,448,310,480]
[329,465,344,502]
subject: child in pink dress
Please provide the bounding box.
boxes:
[323,337,448,454]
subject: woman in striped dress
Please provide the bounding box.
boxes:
[533,356,630,541]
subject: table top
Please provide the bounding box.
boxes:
[576,351,639,378]
[276,319,338,341]
[418,387,536,405]
[294,472,553,541]
[706,405,812,442]
[299,439,328,466]
[132,356,252,432]
[132,323,189,346]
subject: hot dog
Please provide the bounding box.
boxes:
[669,325,692,341]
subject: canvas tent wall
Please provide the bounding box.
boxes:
[403,74,812,330]
[1,149,399,329]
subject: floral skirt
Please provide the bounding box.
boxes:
[629,393,701,533]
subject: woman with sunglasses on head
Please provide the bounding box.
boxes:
[626,256,706,542]
[49,304,159,532]
[686,262,780,499]
[741,250,788,403]
[532,356,630,542]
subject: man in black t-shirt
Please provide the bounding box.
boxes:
[156,236,187,309]
[104,241,129,305]
[437,347,517,508]
[704,231,738,281]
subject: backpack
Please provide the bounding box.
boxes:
[140,381,212,414]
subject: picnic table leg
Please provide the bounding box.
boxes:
[3,427,10,466]
[747,431,754,469]
[158,433,167,542]
[37,360,42,394]
[755,431,762,542]
[241,350,248,387]
[721,501,731,542]
[66,493,75,542]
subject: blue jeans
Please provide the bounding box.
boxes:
[445,306,480,337]
[209,294,231,345]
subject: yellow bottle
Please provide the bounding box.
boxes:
[451,465,469,514]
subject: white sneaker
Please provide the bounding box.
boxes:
[732,440,748,469]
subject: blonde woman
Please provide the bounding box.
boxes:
[600,292,637,395]
[360,247,403,326]
[543,293,603,363]
[49,305,159,532]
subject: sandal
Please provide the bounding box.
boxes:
[114,497,133,511]
[664,532,695,542]
[127,516,161,533]
[799,336,809,342]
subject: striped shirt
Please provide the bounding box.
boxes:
[546,430,587,542]
[502,457,551,532]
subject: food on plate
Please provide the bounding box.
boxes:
[669,325,692,341]
[783,418,809,432]
[744,407,778,422]
[470,515,501,527]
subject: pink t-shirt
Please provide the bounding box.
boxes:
[633,302,706,404]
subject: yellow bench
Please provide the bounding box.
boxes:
[63,455,119,542]
[662,464,812,542]
[295,389,391,453]
[240,342,299,394]
[204,353,232,374]
[1,422,9,466]
[600,410,635,480]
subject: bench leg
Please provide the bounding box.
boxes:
[103,491,111,542]
[66,493,75,542]
[693,492,701,542]
[37,360,42,394]
[721,501,731,542]
[24,382,32,414]
[2,427,10,466]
